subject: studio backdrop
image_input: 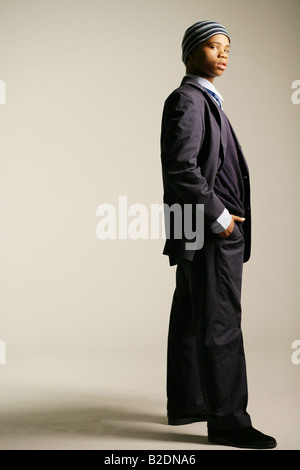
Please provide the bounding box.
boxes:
[0,0,299,419]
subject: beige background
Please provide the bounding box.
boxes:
[0,0,299,450]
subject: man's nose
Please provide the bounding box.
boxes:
[219,49,228,58]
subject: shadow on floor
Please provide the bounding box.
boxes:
[0,395,209,446]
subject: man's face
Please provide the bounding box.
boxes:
[186,34,230,82]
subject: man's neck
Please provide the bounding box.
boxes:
[185,70,215,84]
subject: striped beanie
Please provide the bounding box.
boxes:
[182,21,230,64]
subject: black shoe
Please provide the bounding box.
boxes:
[208,426,277,449]
[168,410,209,425]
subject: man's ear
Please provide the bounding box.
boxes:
[187,51,193,62]
[185,51,194,68]
[187,47,197,64]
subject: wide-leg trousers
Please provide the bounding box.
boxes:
[167,223,252,430]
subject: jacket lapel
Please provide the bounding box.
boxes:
[180,77,227,165]
[227,119,249,174]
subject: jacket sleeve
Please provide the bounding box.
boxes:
[160,89,226,223]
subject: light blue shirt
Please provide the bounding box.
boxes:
[186,75,232,233]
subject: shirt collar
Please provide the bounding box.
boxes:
[185,74,224,103]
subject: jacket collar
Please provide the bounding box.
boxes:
[185,74,224,102]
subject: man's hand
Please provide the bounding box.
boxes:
[217,215,245,239]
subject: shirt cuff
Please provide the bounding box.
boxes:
[210,208,231,233]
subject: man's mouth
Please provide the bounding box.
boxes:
[217,63,227,70]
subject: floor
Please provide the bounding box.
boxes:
[0,346,298,451]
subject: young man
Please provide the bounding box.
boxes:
[160,21,276,449]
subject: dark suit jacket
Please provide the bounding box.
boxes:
[160,76,251,264]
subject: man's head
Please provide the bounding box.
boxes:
[182,21,231,82]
